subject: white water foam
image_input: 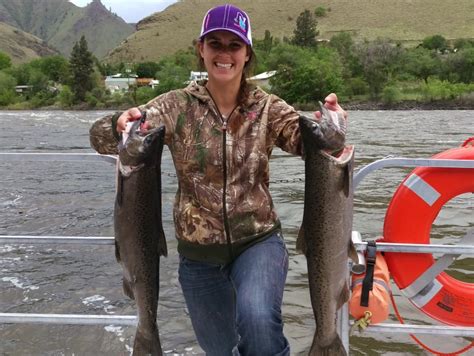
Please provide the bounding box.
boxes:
[82,294,116,314]
[1,276,39,290]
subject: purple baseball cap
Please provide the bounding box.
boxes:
[199,4,253,46]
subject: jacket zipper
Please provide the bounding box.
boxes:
[221,118,233,260]
[205,89,238,260]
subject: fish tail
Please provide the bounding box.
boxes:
[310,335,347,356]
[132,324,162,356]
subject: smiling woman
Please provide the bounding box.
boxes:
[89,3,348,355]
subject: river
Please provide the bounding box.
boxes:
[0,110,472,355]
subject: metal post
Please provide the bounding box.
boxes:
[0,235,114,245]
[0,313,137,326]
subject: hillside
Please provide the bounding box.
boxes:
[0,22,58,64]
[0,0,134,58]
[106,0,474,63]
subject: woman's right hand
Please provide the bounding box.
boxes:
[116,107,143,133]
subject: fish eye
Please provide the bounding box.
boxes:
[144,135,153,145]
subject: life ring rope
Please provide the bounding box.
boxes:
[391,293,474,356]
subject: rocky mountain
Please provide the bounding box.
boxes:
[0,0,134,59]
[106,0,474,63]
[0,21,58,63]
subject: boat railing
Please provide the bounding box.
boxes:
[0,152,136,327]
[340,156,474,353]
[1,152,473,353]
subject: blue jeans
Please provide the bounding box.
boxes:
[178,231,290,356]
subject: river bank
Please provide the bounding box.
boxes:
[3,97,474,112]
[343,98,474,111]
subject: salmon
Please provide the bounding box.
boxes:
[297,108,356,356]
[114,118,167,355]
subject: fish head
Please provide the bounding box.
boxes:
[299,101,345,153]
[118,118,166,167]
[299,111,325,152]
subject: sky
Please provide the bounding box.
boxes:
[69,0,178,23]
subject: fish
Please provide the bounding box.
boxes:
[114,116,167,356]
[297,104,357,356]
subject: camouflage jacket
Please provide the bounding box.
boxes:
[90,81,345,264]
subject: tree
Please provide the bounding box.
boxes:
[69,35,94,102]
[262,30,274,53]
[421,35,448,52]
[154,59,188,95]
[135,61,160,78]
[329,32,362,78]
[291,10,319,48]
[270,46,345,104]
[355,39,404,98]
[0,51,12,70]
[443,47,474,83]
[404,48,441,83]
[29,55,70,84]
[0,71,17,106]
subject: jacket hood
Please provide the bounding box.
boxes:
[183,80,267,109]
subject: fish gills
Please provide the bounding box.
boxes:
[297,114,357,356]
[114,122,167,356]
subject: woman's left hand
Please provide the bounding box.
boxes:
[314,93,348,122]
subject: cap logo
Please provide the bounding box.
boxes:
[234,12,247,32]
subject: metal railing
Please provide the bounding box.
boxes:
[341,156,474,353]
[1,152,473,353]
[0,152,133,327]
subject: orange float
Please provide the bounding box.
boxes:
[383,140,474,326]
[350,248,391,324]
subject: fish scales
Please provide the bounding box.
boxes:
[114,121,167,356]
[297,109,356,356]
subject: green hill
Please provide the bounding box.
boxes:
[0,0,134,58]
[0,22,58,64]
[106,0,474,63]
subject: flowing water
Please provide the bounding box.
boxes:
[0,110,472,355]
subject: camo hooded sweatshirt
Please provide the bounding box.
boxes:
[90,81,346,264]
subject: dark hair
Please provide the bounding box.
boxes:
[196,40,256,106]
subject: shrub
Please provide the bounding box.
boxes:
[382,85,402,104]
[57,85,74,108]
[314,7,327,17]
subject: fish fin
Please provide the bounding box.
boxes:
[343,148,355,197]
[114,240,121,262]
[343,162,351,197]
[123,278,135,300]
[310,334,347,356]
[337,282,350,309]
[348,239,359,264]
[158,229,168,258]
[296,226,307,255]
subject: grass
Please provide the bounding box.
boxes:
[106,0,474,63]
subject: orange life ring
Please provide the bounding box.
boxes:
[383,141,474,326]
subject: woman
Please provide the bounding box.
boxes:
[90,4,347,355]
